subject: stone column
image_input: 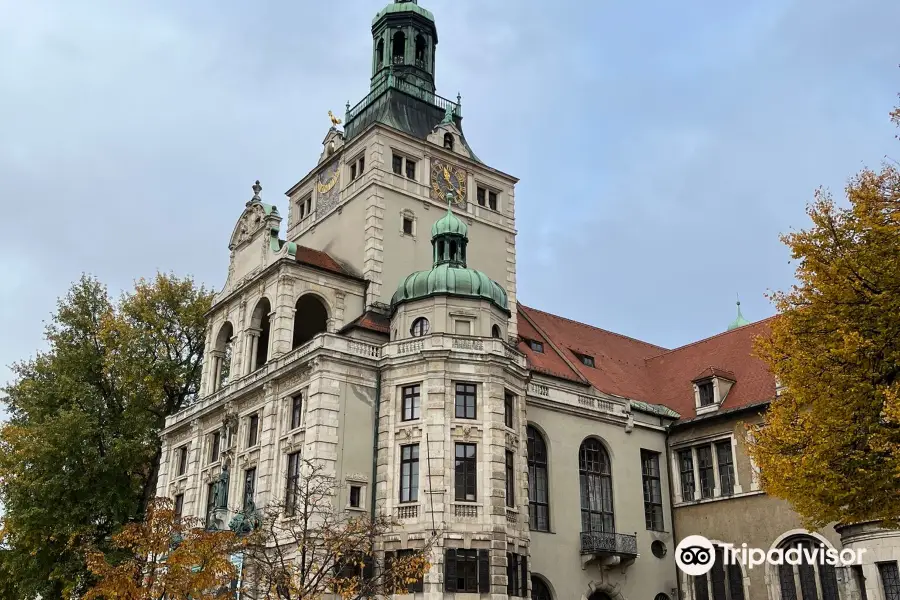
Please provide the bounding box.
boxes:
[245,328,261,373]
[210,350,224,392]
[272,275,295,357]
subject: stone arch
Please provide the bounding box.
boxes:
[212,321,234,392]
[585,578,625,600]
[292,293,329,349]
[531,573,555,600]
[391,30,405,63]
[375,38,384,68]
[765,530,840,600]
[249,297,272,370]
[414,33,426,65]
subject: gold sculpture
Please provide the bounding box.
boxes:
[328,110,342,127]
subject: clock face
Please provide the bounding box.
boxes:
[316,162,339,195]
[315,160,340,217]
[430,160,467,207]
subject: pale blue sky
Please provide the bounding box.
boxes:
[1,0,898,395]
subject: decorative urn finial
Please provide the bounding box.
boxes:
[251,180,262,202]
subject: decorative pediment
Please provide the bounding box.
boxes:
[427,120,475,160]
[229,202,270,251]
[318,126,345,164]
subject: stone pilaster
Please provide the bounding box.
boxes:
[272,274,295,357]
[363,145,386,307]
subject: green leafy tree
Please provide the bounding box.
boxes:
[0,274,212,598]
[749,94,900,528]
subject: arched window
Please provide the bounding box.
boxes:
[579,438,613,534]
[531,576,553,600]
[292,295,328,349]
[444,133,454,150]
[392,31,405,64]
[491,324,502,339]
[449,240,457,261]
[213,322,234,391]
[410,317,429,337]
[527,426,549,531]
[414,34,426,67]
[691,544,745,600]
[251,298,271,370]
[589,592,613,600]
[775,536,838,600]
[375,38,385,68]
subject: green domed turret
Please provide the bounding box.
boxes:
[727,300,750,331]
[392,196,509,313]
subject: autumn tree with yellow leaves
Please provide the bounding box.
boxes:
[83,498,238,600]
[749,91,900,528]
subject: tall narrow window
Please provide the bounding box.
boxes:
[247,413,259,448]
[349,485,361,508]
[716,441,735,496]
[693,545,745,600]
[176,445,188,476]
[697,446,714,498]
[488,190,498,211]
[405,158,417,180]
[679,449,695,501]
[174,493,184,521]
[527,426,550,531]
[210,431,221,463]
[879,563,900,600]
[205,482,216,526]
[243,467,256,512]
[579,438,613,533]
[504,392,514,428]
[505,450,515,508]
[455,383,476,419]
[392,154,403,175]
[506,553,527,597]
[285,452,301,516]
[402,385,421,421]
[291,394,303,429]
[477,187,486,206]
[399,444,419,503]
[454,443,477,501]
[641,450,664,531]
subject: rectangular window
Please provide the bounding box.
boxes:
[306,197,312,217]
[455,383,476,419]
[402,216,414,235]
[359,156,365,174]
[716,440,735,496]
[299,199,306,219]
[247,413,259,448]
[291,394,303,429]
[392,154,403,175]
[399,444,419,503]
[285,451,301,516]
[527,339,544,353]
[387,550,425,593]
[350,163,357,181]
[205,482,216,525]
[210,431,221,463]
[488,191,497,210]
[697,445,715,498]
[679,449,695,501]
[477,187,486,206]
[505,450,515,508]
[349,485,361,508]
[401,384,421,421]
[698,381,715,406]
[641,450,664,531]
[880,562,900,600]
[405,158,417,180]
[444,548,489,593]
[243,467,256,512]
[174,493,184,521]
[506,552,527,597]
[454,443,477,501]
[176,445,188,476]
[504,392,514,428]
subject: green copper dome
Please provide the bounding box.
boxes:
[392,201,508,313]
[727,301,750,331]
[431,205,468,237]
[373,1,435,25]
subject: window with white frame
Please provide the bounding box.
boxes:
[392,152,417,180]
[400,210,416,237]
[674,437,741,503]
[476,185,499,211]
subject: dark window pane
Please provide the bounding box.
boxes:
[699,381,715,406]
[697,446,714,498]
[716,441,735,496]
[527,426,550,531]
[505,450,515,508]
[291,394,303,429]
[349,485,361,508]
[579,439,613,533]
[488,191,497,210]
[679,449,695,500]
[402,385,421,421]
[878,563,900,600]
[694,574,710,600]
[400,444,419,503]
[641,450,664,531]
[405,159,416,179]
[455,443,477,501]
[504,392,514,428]
[248,413,259,447]
[455,383,477,419]
[392,155,403,175]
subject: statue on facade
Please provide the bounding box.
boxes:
[212,466,229,510]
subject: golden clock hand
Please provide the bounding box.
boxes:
[443,167,450,183]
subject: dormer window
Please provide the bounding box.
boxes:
[574,352,595,368]
[527,339,544,353]
[698,381,715,407]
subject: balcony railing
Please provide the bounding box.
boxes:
[345,73,460,124]
[579,531,638,557]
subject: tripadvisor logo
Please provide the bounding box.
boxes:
[675,535,866,574]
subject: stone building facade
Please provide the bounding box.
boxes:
[156,2,900,600]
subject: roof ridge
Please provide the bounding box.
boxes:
[645,315,776,361]
[518,303,669,353]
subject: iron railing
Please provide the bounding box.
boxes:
[580,531,638,557]
[345,74,460,124]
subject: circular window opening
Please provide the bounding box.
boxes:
[655,594,671,600]
[410,317,430,337]
[651,540,667,559]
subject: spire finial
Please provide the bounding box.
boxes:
[251,180,262,202]
[445,191,455,211]
[727,293,749,330]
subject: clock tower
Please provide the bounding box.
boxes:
[283,0,519,338]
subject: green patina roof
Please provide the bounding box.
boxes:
[373,1,434,25]
[630,399,680,419]
[431,205,467,237]
[727,301,750,331]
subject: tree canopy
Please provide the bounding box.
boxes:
[0,274,212,598]
[750,96,900,528]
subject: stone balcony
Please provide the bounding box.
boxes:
[580,531,639,568]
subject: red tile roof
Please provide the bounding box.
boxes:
[295,246,360,279]
[341,311,391,335]
[518,304,776,420]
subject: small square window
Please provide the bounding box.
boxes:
[392,154,403,175]
[403,217,414,235]
[405,158,417,180]
[528,339,544,353]
[349,485,362,508]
